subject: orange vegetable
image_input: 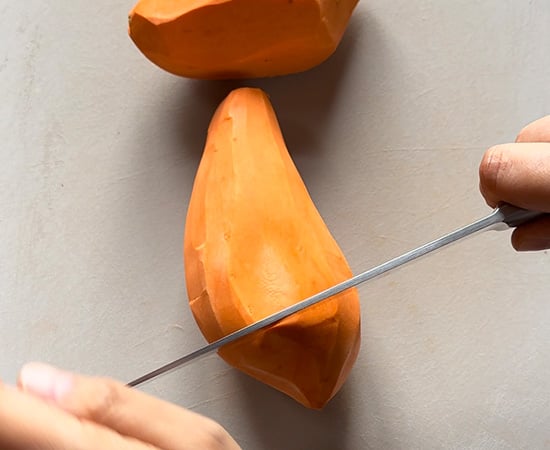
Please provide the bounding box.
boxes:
[184,87,361,408]
[128,0,358,79]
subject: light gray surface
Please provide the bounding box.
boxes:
[1,1,549,449]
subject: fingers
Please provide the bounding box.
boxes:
[0,382,159,450]
[479,143,550,210]
[511,216,550,251]
[479,115,550,252]
[515,115,550,143]
[19,363,241,450]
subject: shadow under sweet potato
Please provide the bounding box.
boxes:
[162,15,363,159]
[233,369,358,450]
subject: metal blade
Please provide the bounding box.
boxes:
[127,204,542,388]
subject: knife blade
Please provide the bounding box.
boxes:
[127,203,542,388]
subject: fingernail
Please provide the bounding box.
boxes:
[19,363,74,403]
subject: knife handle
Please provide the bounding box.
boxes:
[496,203,545,228]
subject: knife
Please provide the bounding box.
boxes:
[128,203,542,388]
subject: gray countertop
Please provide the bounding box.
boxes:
[1,1,549,448]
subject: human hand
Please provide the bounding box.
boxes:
[479,115,550,251]
[0,363,241,450]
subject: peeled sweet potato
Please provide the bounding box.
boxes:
[128,0,358,79]
[183,87,361,408]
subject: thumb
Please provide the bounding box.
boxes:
[479,143,550,211]
[19,363,241,450]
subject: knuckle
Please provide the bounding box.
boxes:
[199,420,236,449]
[515,125,532,143]
[516,115,550,142]
[84,377,121,423]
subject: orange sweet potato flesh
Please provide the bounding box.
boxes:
[128,0,358,79]
[184,87,361,408]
